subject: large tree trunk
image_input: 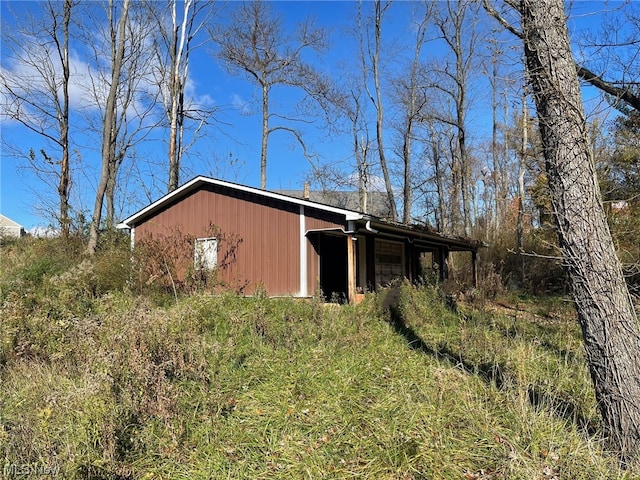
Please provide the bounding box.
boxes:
[522,0,640,466]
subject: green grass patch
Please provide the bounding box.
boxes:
[0,273,632,478]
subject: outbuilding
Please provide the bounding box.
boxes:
[0,214,25,239]
[118,176,481,303]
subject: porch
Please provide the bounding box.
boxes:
[307,220,480,303]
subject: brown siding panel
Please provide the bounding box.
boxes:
[135,184,302,296]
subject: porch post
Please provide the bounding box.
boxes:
[299,206,307,297]
[472,250,478,287]
[366,236,376,291]
[439,247,450,281]
[347,236,357,304]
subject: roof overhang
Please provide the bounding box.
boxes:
[361,219,483,251]
[117,175,364,229]
[116,175,483,252]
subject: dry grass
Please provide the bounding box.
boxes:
[0,238,634,479]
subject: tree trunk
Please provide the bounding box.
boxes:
[516,92,527,284]
[429,120,446,233]
[489,42,501,236]
[351,94,369,214]
[441,0,476,237]
[57,0,72,238]
[401,14,427,225]
[105,162,116,228]
[87,0,129,254]
[401,126,412,224]
[372,0,397,222]
[522,0,640,466]
[167,0,180,193]
[260,79,268,190]
[167,0,192,193]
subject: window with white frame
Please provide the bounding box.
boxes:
[194,237,218,270]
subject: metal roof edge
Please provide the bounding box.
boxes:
[117,176,205,228]
[365,219,482,250]
[118,175,365,227]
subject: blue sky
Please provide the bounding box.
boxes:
[0,1,623,230]
[1,1,374,229]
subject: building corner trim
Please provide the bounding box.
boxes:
[299,205,307,297]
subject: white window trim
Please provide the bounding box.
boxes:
[194,237,218,270]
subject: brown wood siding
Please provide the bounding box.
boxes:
[135,184,302,295]
[303,207,346,297]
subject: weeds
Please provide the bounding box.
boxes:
[0,239,632,478]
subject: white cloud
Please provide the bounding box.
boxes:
[231,94,252,115]
[345,172,389,192]
[28,226,59,238]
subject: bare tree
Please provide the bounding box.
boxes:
[86,0,130,254]
[361,0,398,221]
[485,39,516,237]
[392,2,433,224]
[0,0,76,237]
[351,1,375,213]
[210,1,328,190]
[86,0,157,254]
[487,0,640,466]
[432,0,483,236]
[309,3,374,215]
[427,118,448,232]
[515,86,528,281]
[149,0,215,192]
[348,89,372,214]
[437,0,479,235]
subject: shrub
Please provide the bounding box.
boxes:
[483,226,567,296]
[131,223,244,299]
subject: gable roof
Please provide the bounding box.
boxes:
[0,213,23,229]
[117,176,483,252]
[0,213,25,238]
[117,176,368,229]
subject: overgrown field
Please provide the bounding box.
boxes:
[0,237,633,478]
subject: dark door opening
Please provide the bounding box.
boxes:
[319,234,347,302]
[417,249,437,284]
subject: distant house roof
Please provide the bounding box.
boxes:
[0,214,25,238]
[277,189,394,219]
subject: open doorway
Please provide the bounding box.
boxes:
[418,250,439,285]
[318,234,348,302]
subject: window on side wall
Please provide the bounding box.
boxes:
[194,237,218,270]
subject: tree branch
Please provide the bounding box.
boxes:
[576,65,640,112]
[482,0,523,38]
[483,0,640,113]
